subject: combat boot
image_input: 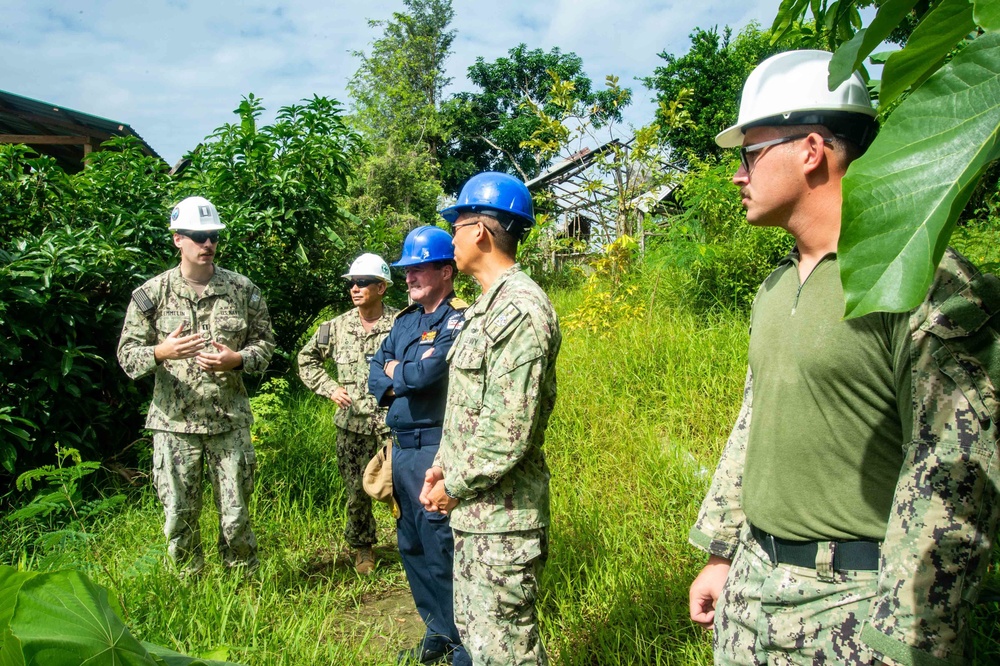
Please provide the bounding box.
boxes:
[354,547,375,575]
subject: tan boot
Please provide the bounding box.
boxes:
[354,547,375,575]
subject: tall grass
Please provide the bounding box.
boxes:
[542,286,747,665]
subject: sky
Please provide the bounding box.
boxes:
[2,1,784,165]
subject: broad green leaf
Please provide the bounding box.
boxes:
[60,353,73,377]
[770,0,812,43]
[880,0,977,106]
[830,0,921,87]
[0,567,36,665]
[5,568,155,666]
[840,32,1000,318]
[870,50,894,65]
[294,242,309,266]
[975,0,1000,30]
[0,567,35,635]
[0,443,15,474]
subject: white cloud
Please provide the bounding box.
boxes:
[2,0,784,163]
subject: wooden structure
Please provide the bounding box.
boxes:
[0,89,161,173]
[525,138,684,252]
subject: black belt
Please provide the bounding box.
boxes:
[392,427,442,449]
[750,524,880,571]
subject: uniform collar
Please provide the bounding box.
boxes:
[777,248,837,269]
[351,307,395,335]
[465,264,522,319]
[168,264,232,301]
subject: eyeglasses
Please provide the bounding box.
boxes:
[452,220,493,235]
[739,134,832,174]
[177,230,220,244]
[348,278,380,288]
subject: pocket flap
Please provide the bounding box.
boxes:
[922,273,1000,340]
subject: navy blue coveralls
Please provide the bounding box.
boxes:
[369,293,467,661]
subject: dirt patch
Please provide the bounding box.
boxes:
[313,540,426,660]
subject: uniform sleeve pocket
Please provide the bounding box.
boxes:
[932,339,1000,429]
[924,273,1000,427]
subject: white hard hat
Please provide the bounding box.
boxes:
[342,253,392,285]
[169,196,225,231]
[716,50,877,148]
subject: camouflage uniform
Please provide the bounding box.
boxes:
[297,306,397,548]
[117,265,275,570]
[435,265,561,666]
[691,249,1000,666]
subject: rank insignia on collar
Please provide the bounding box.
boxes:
[420,330,438,344]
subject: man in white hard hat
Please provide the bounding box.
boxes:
[688,50,1000,665]
[297,253,399,574]
[118,196,275,574]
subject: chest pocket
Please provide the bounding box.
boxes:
[155,315,189,338]
[451,334,489,410]
[335,351,359,387]
[214,316,248,349]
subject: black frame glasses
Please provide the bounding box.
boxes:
[177,230,220,244]
[348,278,380,288]
[739,134,832,174]
[451,219,494,235]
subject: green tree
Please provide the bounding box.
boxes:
[643,24,782,162]
[769,0,1000,317]
[0,139,175,476]
[348,0,455,155]
[179,94,363,356]
[440,44,624,192]
[346,0,454,234]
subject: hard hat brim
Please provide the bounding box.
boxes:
[438,203,535,225]
[391,256,435,268]
[169,221,226,231]
[341,272,392,285]
[715,124,744,149]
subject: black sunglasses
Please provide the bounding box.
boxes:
[348,278,380,288]
[177,230,220,244]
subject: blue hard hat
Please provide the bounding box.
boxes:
[392,226,455,267]
[440,172,535,237]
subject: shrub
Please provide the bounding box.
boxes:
[648,154,792,311]
[0,140,174,477]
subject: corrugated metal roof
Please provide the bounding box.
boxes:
[0,89,162,171]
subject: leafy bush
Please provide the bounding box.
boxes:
[178,95,371,358]
[649,155,792,311]
[563,235,647,337]
[0,140,175,476]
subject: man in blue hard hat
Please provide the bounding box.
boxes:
[421,172,561,666]
[368,226,469,666]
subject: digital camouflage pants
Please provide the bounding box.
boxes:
[453,528,548,666]
[714,523,879,665]
[336,427,385,548]
[152,428,257,572]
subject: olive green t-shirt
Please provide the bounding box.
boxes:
[743,253,912,541]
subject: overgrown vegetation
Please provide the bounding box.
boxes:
[0,282,747,665]
[3,0,1000,662]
